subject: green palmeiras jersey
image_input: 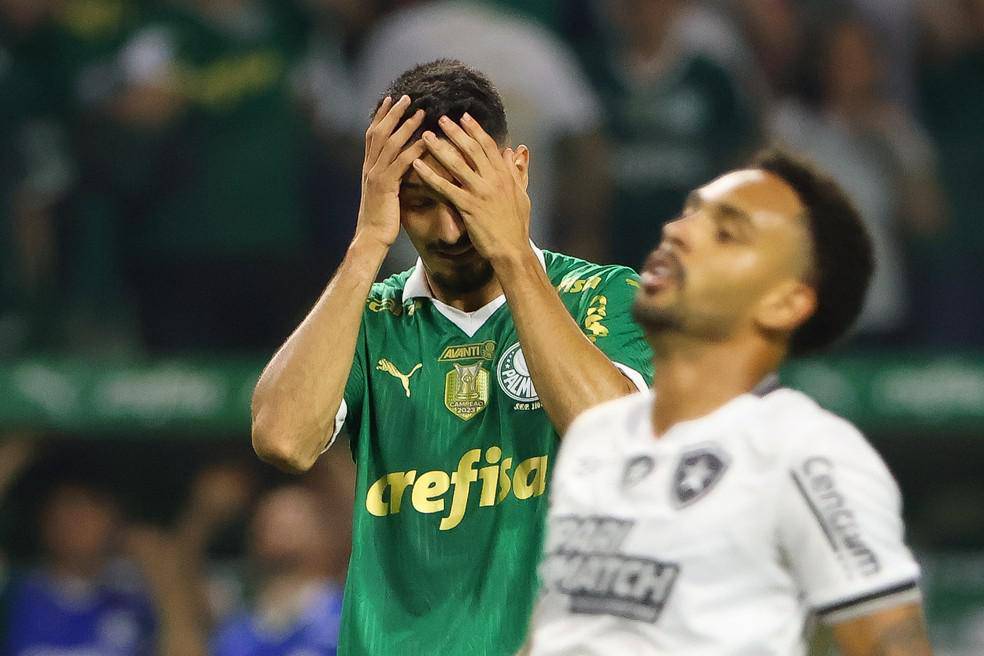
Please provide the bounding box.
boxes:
[330,248,654,655]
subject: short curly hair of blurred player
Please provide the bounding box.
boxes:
[751,149,875,356]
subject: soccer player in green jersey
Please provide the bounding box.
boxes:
[251,59,654,655]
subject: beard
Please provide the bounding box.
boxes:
[429,258,495,294]
[633,296,739,344]
[632,298,686,334]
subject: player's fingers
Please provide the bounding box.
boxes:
[377,109,425,167]
[437,116,491,177]
[412,158,469,208]
[364,96,392,150]
[460,113,503,173]
[363,96,392,174]
[421,130,482,189]
[387,139,428,179]
[369,96,392,129]
[367,95,412,164]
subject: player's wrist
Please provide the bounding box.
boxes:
[489,243,540,280]
[349,230,393,261]
[342,232,391,285]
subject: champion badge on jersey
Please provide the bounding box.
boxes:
[496,342,539,402]
[444,362,490,421]
[672,446,729,508]
[440,341,495,421]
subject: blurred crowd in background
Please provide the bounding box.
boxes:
[2,0,984,654]
[3,0,984,357]
[0,437,355,655]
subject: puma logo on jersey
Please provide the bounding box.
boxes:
[377,359,423,398]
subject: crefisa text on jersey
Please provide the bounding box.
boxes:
[365,446,549,531]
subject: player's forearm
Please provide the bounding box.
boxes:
[252,235,388,472]
[832,603,933,656]
[495,250,636,434]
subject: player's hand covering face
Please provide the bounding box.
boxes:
[411,113,532,265]
[357,95,427,249]
[633,170,816,343]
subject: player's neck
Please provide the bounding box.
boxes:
[426,274,504,313]
[649,339,780,437]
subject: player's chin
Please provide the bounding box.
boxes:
[633,283,676,308]
[432,259,495,293]
[631,298,681,331]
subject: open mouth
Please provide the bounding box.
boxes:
[640,249,683,292]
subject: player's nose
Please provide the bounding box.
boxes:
[661,215,690,253]
[435,203,466,243]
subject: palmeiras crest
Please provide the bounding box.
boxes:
[444,362,490,421]
[671,445,729,508]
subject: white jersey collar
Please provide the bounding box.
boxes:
[403,245,547,338]
[643,374,782,442]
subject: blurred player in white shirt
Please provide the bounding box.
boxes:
[527,150,932,655]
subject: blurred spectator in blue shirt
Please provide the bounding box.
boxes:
[131,465,344,656]
[4,481,156,656]
[210,486,342,656]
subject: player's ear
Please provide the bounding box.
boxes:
[512,145,530,190]
[755,280,816,334]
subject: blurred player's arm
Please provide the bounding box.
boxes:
[831,602,933,655]
[416,117,638,434]
[252,96,426,473]
[778,419,929,656]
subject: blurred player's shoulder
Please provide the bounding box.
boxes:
[751,387,881,464]
[563,389,653,444]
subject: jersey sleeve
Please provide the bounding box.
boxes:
[325,308,369,453]
[575,268,654,391]
[776,417,921,625]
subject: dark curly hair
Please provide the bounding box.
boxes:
[750,149,874,356]
[375,59,509,145]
